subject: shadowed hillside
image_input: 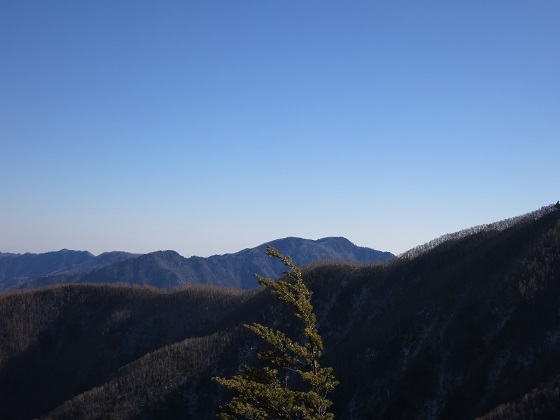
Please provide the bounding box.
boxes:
[0,284,252,419]
[1,204,559,419]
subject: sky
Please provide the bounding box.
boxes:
[1,1,559,257]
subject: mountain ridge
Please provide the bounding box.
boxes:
[0,237,394,290]
[0,249,138,290]
[1,204,560,418]
[1,204,559,419]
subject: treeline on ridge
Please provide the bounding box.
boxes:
[1,204,560,419]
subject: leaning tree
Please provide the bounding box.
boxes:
[213,246,338,419]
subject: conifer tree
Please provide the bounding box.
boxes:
[213,246,338,419]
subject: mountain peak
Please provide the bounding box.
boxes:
[2,204,560,419]
[1,238,394,291]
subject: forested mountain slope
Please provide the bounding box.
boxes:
[0,284,252,419]
[1,204,559,419]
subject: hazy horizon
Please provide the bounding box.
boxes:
[2,1,558,258]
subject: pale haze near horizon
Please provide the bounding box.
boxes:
[1,1,559,258]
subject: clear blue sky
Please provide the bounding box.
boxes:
[1,1,559,257]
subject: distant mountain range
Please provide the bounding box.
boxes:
[0,250,137,290]
[0,237,394,290]
[1,204,559,419]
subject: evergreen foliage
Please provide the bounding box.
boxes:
[213,246,338,419]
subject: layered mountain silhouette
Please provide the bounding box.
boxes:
[0,250,136,290]
[0,237,394,290]
[1,204,559,419]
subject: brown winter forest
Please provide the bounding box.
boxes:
[1,203,560,419]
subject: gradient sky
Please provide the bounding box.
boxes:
[1,1,559,257]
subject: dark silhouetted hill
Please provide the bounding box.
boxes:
[1,204,559,419]
[0,283,252,420]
